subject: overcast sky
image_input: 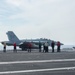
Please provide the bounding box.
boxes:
[0,0,75,45]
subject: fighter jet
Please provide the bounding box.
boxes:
[1,31,63,50]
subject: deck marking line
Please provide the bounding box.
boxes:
[0,67,75,74]
[0,59,75,65]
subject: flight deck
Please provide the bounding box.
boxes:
[0,50,75,75]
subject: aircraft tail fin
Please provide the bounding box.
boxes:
[6,31,20,44]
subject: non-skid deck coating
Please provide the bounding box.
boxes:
[0,50,75,75]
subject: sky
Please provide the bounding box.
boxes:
[0,0,75,45]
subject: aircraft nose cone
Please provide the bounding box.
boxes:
[1,42,4,44]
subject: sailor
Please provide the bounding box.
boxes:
[13,42,17,52]
[43,43,45,52]
[3,42,6,52]
[39,42,42,52]
[28,42,32,52]
[44,42,48,52]
[51,41,55,53]
[57,41,61,52]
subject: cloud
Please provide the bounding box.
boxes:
[6,0,23,7]
[0,0,75,45]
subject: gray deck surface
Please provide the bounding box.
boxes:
[0,49,75,75]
